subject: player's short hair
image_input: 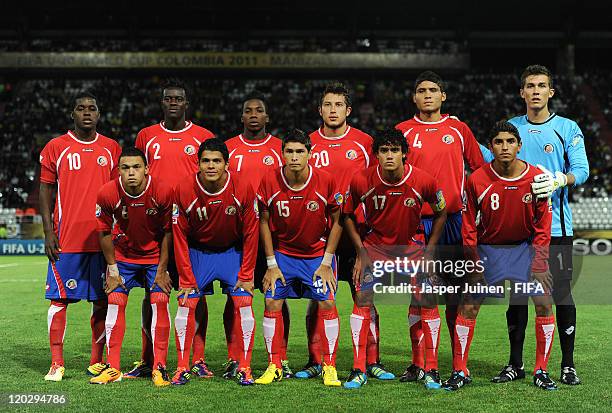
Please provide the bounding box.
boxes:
[374,128,409,158]
[243,91,267,112]
[520,64,554,89]
[161,78,188,98]
[320,82,352,107]
[73,91,97,106]
[488,120,522,144]
[282,128,311,152]
[119,147,147,166]
[198,138,229,162]
[414,70,446,93]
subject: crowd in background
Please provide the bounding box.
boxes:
[1,71,610,208]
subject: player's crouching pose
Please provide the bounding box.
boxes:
[172,138,258,386]
[92,147,174,386]
[343,129,447,389]
[256,129,343,387]
[443,121,557,391]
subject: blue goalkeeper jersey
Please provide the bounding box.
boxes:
[479,113,589,237]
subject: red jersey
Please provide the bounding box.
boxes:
[344,164,442,250]
[258,166,342,258]
[462,162,552,272]
[135,121,215,189]
[96,176,173,265]
[309,126,374,195]
[39,131,121,253]
[225,134,283,191]
[396,115,484,216]
[173,172,258,287]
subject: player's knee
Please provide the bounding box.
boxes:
[459,304,479,320]
[150,292,169,305]
[354,291,372,307]
[142,293,151,305]
[317,299,336,311]
[265,298,283,312]
[552,279,574,306]
[177,296,199,310]
[108,292,128,306]
[306,299,318,317]
[534,304,553,317]
[231,295,253,309]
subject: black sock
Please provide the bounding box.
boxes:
[553,279,576,369]
[506,299,528,368]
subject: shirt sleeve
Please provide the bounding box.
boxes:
[96,187,114,232]
[343,174,364,216]
[135,129,146,151]
[326,175,342,215]
[39,142,57,184]
[532,198,552,272]
[462,176,480,263]
[160,185,174,232]
[462,124,486,171]
[479,143,494,163]
[256,176,270,214]
[111,141,122,180]
[564,122,589,186]
[172,191,197,289]
[238,183,259,282]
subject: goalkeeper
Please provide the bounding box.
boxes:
[480,65,589,386]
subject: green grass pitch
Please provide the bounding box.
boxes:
[0,255,611,412]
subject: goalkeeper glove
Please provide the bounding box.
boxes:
[531,164,568,199]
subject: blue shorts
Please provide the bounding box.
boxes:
[422,211,462,245]
[45,252,106,301]
[477,242,545,297]
[265,252,337,301]
[111,261,165,294]
[186,246,250,298]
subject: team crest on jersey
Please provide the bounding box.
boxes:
[66,279,78,290]
[263,155,274,166]
[404,197,416,207]
[95,204,102,217]
[97,156,108,166]
[146,208,158,215]
[334,192,344,205]
[307,201,319,211]
[543,143,554,153]
[442,135,454,144]
[225,206,237,215]
[346,149,358,160]
[184,145,196,155]
[522,193,533,203]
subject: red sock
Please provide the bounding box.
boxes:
[90,300,107,365]
[150,292,171,369]
[318,307,339,366]
[232,296,256,369]
[223,296,235,360]
[350,304,370,371]
[534,315,555,374]
[452,314,476,375]
[140,295,154,366]
[366,305,380,365]
[263,310,284,366]
[174,297,199,370]
[306,307,322,364]
[48,300,68,366]
[281,302,290,361]
[192,296,208,364]
[408,305,424,368]
[421,306,441,371]
[446,306,457,353]
[106,293,128,370]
